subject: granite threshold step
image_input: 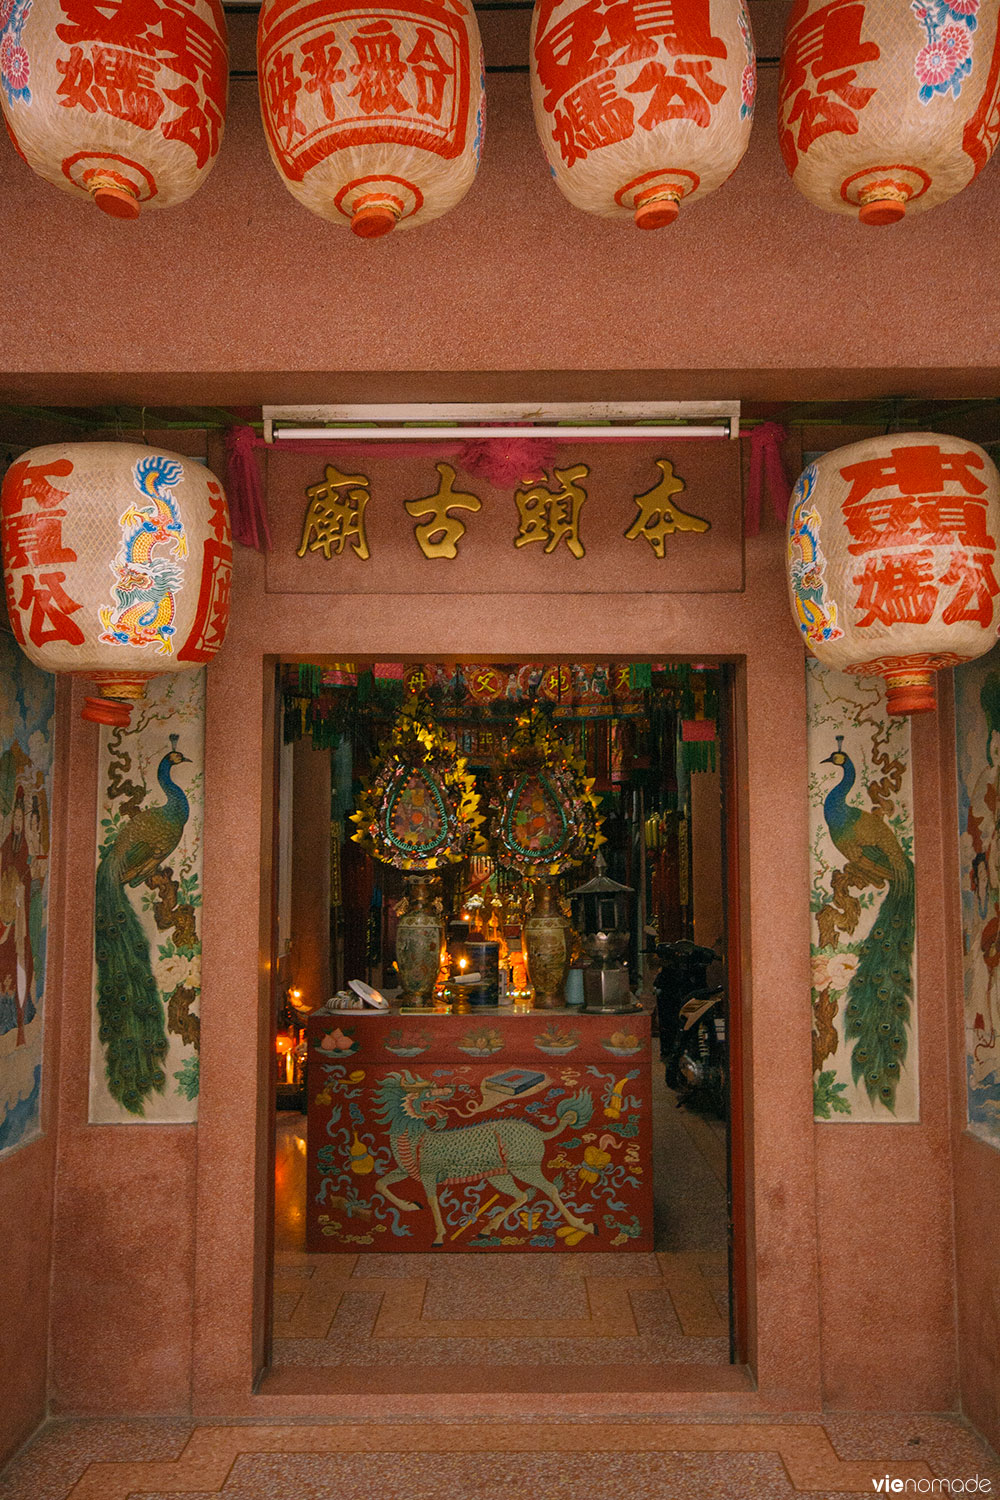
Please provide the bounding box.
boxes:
[260,1362,751,1397]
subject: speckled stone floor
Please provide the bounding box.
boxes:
[2,1413,998,1499]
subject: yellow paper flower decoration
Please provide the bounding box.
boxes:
[351,697,485,871]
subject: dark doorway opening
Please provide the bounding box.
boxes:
[263,658,747,1396]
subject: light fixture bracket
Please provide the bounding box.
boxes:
[261,401,740,443]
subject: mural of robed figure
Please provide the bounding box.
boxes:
[0,786,35,1047]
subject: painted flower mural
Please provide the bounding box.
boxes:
[88,670,205,1124]
[807,661,918,1122]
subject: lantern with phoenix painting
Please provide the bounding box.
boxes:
[257,0,485,237]
[1,443,232,725]
[779,0,1000,224]
[530,0,756,229]
[0,0,228,218]
[787,433,1000,714]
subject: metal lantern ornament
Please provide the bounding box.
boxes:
[779,0,1000,225]
[569,864,634,1013]
[530,0,756,229]
[2,443,233,724]
[257,0,485,237]
[787,432,1000,715]
[0,0,228,218]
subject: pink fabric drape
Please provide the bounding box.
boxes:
[744,422,791,536]
[224,425,273,552]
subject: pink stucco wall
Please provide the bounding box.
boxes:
[1,0,997,1447]
[2,5,1000,405]
[45,697,198,1418]
[939,680,1000,1455]
[816,709,959,1412]
[17,442,957,1423]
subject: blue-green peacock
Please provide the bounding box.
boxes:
[821,737,914,1111]
[95,735,191,1115]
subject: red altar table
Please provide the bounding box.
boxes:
[305,1008,653,1253]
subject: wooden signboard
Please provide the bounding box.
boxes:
[265,441,743,596]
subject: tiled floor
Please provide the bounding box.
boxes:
[271,1247,731,1368]
[3,1413,999,1499]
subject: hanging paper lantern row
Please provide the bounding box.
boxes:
[530,0,756,228]
[4,0,999,233]
[1,443,232,724]
[257,0,485,236]
[779,0,1000,224]
[350,699,484,869]
[0,0,228,217]
[787,432,1000,714]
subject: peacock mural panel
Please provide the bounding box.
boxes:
[88,670,205,1124]
[807,660,918,1122]
[954,646,1000,1150]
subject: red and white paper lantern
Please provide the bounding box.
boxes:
[787,433,1000,714]
[1,443,232,724]
[779,0,1000,224]
[530,0,756,229]
[257,0,484,237]
[0,0,228,218]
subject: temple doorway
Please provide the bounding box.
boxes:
[263,658,746,1396]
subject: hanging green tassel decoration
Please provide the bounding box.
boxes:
[298,663,321,696]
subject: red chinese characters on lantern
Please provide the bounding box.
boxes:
[176,479,232,662]
[349,20,410,113]
[1,457,86,650]
[301,36,347,120]
[258,0,472,180]
[53,0,227,169]
[778,0,879,176]
[842,443,1000,632]
[534,0,728,167]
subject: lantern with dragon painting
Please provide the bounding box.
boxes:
[779,0,1000,225]
[257,0,485,237]
[530,0,756,229]
[0,0,228,218]
[1,443,232,725]
[787,433,1000,715]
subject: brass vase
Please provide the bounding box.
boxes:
[523,880,571,1009]
[395,878,443,1007]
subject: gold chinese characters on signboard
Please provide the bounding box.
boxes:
[296,458,710,562]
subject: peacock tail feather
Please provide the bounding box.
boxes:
[843,859,914,1112]
[94,849,168,1115]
